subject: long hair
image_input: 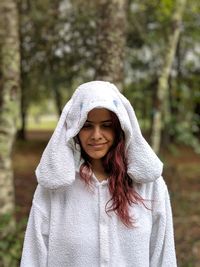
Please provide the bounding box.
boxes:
[79,112,148,227]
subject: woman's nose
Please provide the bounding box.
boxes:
[91,126,102,140]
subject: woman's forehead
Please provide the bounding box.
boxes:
[87,108,113,122]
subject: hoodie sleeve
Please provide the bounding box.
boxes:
[20,186,50,267]
[150,177,177,267]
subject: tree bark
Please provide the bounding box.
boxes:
[151,0,186,153]
[94,0,127,90]
[0,0,21,217]
[17,81,27,140]
[17,0,29,141]
[54,84,63,116]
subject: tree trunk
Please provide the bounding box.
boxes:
[0,0,21,218]
[17,0,29,141]
[54,85,63,116]
[94,0,127,90]
[151,0,186,153]
[17,73,27,140]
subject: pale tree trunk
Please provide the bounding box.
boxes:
[94,0,127,90]
[0,0,21,220]
[151,0,187,153]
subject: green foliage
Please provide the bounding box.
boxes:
[126,0,200,149]
[20,0,97,104]
[0,214,26,267]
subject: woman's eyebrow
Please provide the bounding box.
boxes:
[86,119,112,123]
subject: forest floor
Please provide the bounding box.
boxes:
[13,130,200,267]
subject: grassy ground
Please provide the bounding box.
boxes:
[13,131,200,267]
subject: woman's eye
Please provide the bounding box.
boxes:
[82,123,92,128]
[102,123,112,128]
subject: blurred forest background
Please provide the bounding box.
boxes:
[0,0,200,266]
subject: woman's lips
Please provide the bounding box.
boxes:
[89,143,107,148]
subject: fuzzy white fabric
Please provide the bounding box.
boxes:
[20,81,177,267]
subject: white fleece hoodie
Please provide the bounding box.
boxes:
[20,81,177,267]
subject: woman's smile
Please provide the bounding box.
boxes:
[89,142,108,148]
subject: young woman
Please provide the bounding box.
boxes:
[20,81,177,267]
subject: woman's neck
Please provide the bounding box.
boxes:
[90,159,108,182]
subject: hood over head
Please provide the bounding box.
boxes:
[36,81,163,189]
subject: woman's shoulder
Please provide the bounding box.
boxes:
[31,185,52,217]
[152,176,168,193]
[134,176,168,200]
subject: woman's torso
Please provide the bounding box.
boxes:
[45,173,155,267]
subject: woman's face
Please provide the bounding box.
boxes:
[78,108,115,161]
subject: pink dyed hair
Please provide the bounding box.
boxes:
[78,111,148,227]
